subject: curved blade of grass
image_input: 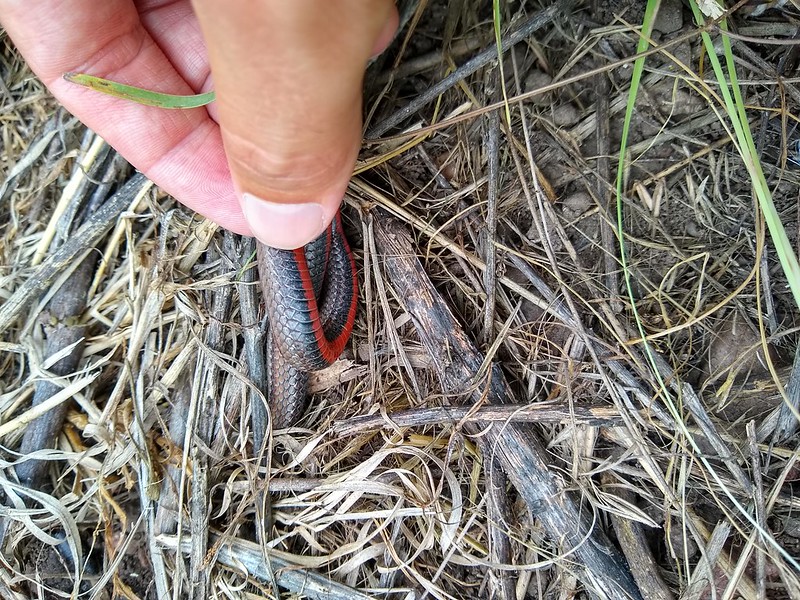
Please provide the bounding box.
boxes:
[63,73,215,109]
[696,11,800,309]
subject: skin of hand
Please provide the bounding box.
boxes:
[0,0,398,249]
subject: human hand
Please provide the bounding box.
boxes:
[0,0,398,249]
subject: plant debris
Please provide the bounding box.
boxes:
[2,1,800,599]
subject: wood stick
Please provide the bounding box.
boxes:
[16,155,130,488]
[0,173,150,333]
[602,474,674,600]
[331,403,623,436]
[370,211,643,600]
[158,532,380,600]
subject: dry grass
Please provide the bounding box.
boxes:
[2,1,800,599]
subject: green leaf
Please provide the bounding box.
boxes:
[63,72,216,109]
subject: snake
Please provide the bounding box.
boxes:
[256,210,358,428]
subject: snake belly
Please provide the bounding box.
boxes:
[256,211,358,428]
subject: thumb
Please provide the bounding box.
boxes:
[192,0,398,249]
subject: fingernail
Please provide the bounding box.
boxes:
[241,193,327,250]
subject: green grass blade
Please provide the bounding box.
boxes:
[616,1,660,317]
[686,3,800,308]
[63,73,216,109]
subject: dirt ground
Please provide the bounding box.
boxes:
[1,1,799,599]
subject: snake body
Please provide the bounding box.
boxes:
[256,211,358,428]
